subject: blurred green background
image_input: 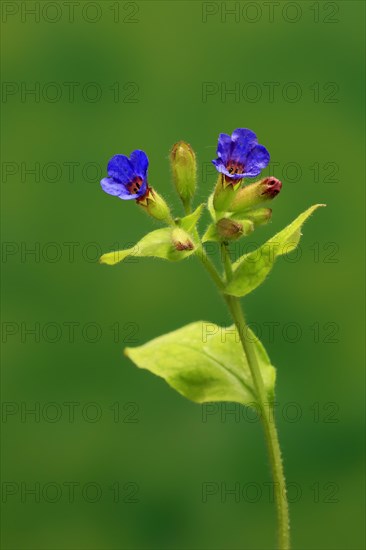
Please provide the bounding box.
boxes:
[1,1,365,549]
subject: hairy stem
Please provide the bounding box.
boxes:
[198,242,290,550]
[195,245,224,291]
[225,294,290,550]
[182,198,192,215]
[221,242,233,281]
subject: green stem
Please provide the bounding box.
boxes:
[221,242,233,281]
[198,241,290,550]
[195,245,224,291]
[182,198,192,215]
[225,295,290,550]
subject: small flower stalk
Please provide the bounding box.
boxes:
[170,141,197,211]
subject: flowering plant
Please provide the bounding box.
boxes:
[100,128,324,549]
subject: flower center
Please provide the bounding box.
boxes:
[226,160,244,175]
[223,160,245,185]
[126,176,143,195]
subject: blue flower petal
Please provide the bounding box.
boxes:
[244,145,270,177]
[242,167,262,178]
[101,177,124,196]
[217,133,232,163]
[107,155,135,184]
[231,128,257,143]
[117,189,141,200]
[225,172,246,180]
[212,158,226,173]
[212,128,270,180]
[130,150,149,178]
[101,177,137,200]
[230,128,258,163]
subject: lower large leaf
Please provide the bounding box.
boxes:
[125,321,275,405]
[225,204,325,297]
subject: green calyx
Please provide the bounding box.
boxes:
[216,217,254,240]
[212,174,241,213]
[137,188,173,223]
[202,216,254,243]
[245,207,272,226]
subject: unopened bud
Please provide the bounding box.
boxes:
[137,188,173,223]
[171,227,195,251]
[246,208,272,226]
[170,141,197,206]
[216,217,254,240]
[261,177,282,199]
[229,177,282,213]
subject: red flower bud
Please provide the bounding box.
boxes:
[260,177,282,199]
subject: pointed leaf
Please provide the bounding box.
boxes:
[202,222,220,243]
[225,204,325,297]
[125,321,276,405]
[207,192,216,221]
[100,228,196,266]
[178,203,205,232]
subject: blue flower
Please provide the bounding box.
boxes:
[212,128,270,182]
[101,150,149,200]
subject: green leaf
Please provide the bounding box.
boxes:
[100,228,196,266]
[178,203,205,232]
[225,204,325,297]
[202,222,219,243]
[125,321,276,405]
[207,192,216,221]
